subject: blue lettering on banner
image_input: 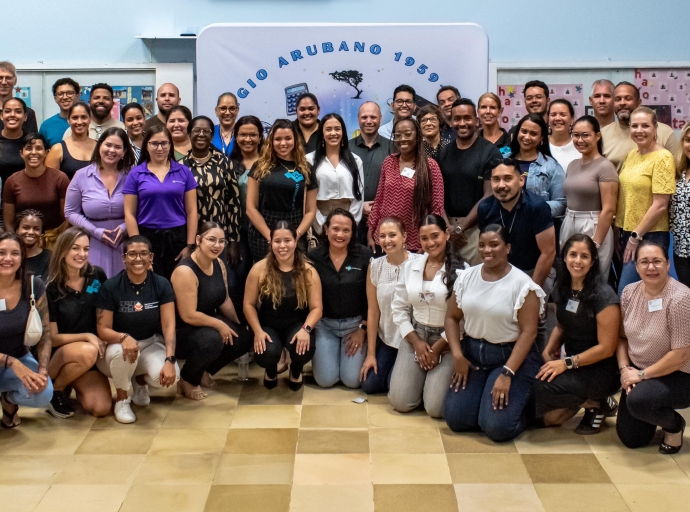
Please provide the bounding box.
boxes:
[354,42,365,52]
[238,88,249,98]
[278,56,289,68]
[257,69,268,80]
[247,79,256,88]
[306,45,318,56]
[322,42,334,53]
[290,50,303,61]
[339,41,349,51]
[370,44,381,55]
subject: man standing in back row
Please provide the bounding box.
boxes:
[63,83,124,140]
[378,85,416,139]
[145,83,181,131]
[0,61,38,133]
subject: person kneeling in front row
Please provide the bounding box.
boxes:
[95,235,180,423]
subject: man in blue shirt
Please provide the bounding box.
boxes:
[39,78,80,147]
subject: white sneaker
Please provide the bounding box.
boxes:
[114,398,136,424]
[131,378,150,406]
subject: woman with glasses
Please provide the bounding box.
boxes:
[182,116,241,265]
[171,221,252,400]
[166,105,192,162]
[367,118,446,252]
[671,123,690,287]
[294,93,321,154]
[96,235,180,423]
[213,93,240,157]
[45,102,96,181]
[122,103,146,162]
[616,240,690,453]
[123,125,198,279]
[418,104,452,163]
[560,116,618,282]
[65,127,137,278]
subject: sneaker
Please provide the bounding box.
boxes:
[602,396,619,417]
[575,407,606,435]
[131,378,150,406]
[114,398,136,424]
[47,389,75,419]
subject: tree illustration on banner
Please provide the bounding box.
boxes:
[330,70,364,99]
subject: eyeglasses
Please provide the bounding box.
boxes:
[148,141,170,149]
[394,99,414,107]
[636,259,666,269]
[191,128,213,136]
[217,106,238,114]
[202,237,227,247]
[55,91,76,98]
[0,77,15,83]
[419,116,439,125]
[125,251,151,260]
[571,133,593,141]
[238,133,260,140]
[393,131,416,141]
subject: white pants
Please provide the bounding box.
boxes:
[97,334,180,391]
[559,209,613,282]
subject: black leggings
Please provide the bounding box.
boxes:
[176,321,252,386]
[253,322,315,379]
[139,224,187,280]
[616,371,690,449]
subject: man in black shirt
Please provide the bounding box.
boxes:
[349,101,392,246]
[0,61,38,133]
[439,98,502,265]
[436,85,460,142]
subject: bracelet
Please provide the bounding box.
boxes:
[594,241,601,249]
[3,356,13,369]
[502,365,515,377]
[574,354,580,369]
[119,333,131,343]
[628,238,640,245]
[296,228,303,237]
[619,365,631,371]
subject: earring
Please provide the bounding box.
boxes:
[321,140,325,147]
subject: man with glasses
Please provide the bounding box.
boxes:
[39,78,80,147]
[0,61,38,133]
[439,98,502,265]
[64,83,124,140]
[509,80,550,137]
[145,83,181,131]
[378,84,416,139]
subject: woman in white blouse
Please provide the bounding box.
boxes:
[360,217,422,393]
[389,215,465,417]
[443,223,545,442]
[306,113,364,234]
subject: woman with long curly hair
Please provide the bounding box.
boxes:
[243,220,322,390]
[245,119,318,262]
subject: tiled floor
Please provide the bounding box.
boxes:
[2,363,690,512]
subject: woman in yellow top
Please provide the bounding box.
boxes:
[616,106,676,295]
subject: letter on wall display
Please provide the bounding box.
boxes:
[635,69,690,131]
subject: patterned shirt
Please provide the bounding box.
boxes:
[183,149,240,242]
[670,172,690,258]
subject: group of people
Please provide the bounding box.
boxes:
[1,59,689,455]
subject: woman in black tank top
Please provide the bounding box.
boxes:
[45,102,96,180]
[171,222,252,400]
[244,220,323,390]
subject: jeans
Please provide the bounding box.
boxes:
[388,322,454,418]
[617,230,670,297]
[616,371,690,449]
[443,336,542,442]
[0,353,53,409]
[313,316,366,388]
[176,320,252,385]
[361,339,398,395]
[253,321,315,379]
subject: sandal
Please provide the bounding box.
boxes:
[177,380,208,401]
[1,392,20,429]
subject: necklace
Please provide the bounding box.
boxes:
[191,152,212,165]
[571,288,583,299]
[129,276,147,295]
[219,128,233,155]
[499,208,518,234]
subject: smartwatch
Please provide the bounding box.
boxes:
[501,367,513,378]
[564,356,575,370]
[630,231,643,241]
[187,243,197,252]
[165,356,177,364]
[359,323,367,332]
[454,225,463,235]
[301,324,313,334]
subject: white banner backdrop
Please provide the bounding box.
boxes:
[197,23,489,138]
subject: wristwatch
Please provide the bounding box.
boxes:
[187,243,197,251]
[501,367,513,378]
[359,323,367,332]
[454,225,463,234]
[165,356,177,364]
[301,324,313,334]
[630,231,643,241]
[638,369,646,380]
[564,356,575,370]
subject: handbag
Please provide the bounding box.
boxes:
[24,275,43,347]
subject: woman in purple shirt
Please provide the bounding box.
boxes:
[123,125,198,279]
[64,127,136,277]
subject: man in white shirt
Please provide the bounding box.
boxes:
[64,83,124,140]
[378,85,416,139]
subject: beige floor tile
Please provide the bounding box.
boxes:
[120,484,211,512]
[514,427,593,454]
[161,404,235,429]
[372,453,452,484]
[522,454,611,484]
[454,483,545,512]
[440,428,518,453]
[204,485,291,512]
[672,450,690,478]
[375,484,459,512]
[35,484,129,512]
[447,453,532,484]
[238,380,304,405]
[230,405,301,428]
[534,483,629,512]
[297,429,370,453]
[302,383,367,405]
[171,385,240,408]
[369,427,444,454]
[75,428,158,454]
[15,408,97,430]
[214,454,295,484]
[0,455,69,485]
[585,425,661,454]
[595,452,690,484]
[364,394,391,404]
[616,483,690,512]
[149,428,229,454]
[290,484,374,512]
[91,400,171,429]
[224,428,298,454]
[133,454,220,485]
[367,404,441,428]
[0,426,90,455]
[0,485,50,512]
[53,454,145,485]
[300,405,368,429]
[293,454,372,485]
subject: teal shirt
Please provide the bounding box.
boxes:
[39,113,69,148]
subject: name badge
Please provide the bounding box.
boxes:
[648,298,663,312]
[401,167,416,179]
[565,299,580,313]
[419,291,435,303]
[0,298,6,311]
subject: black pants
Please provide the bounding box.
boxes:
[616,371,690,449]
[253,322,315,379]
[674,255,690,288]
[533,360,620,418]
[176,321,252,386]
[226,230,252,323]
[139,224,187,280]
